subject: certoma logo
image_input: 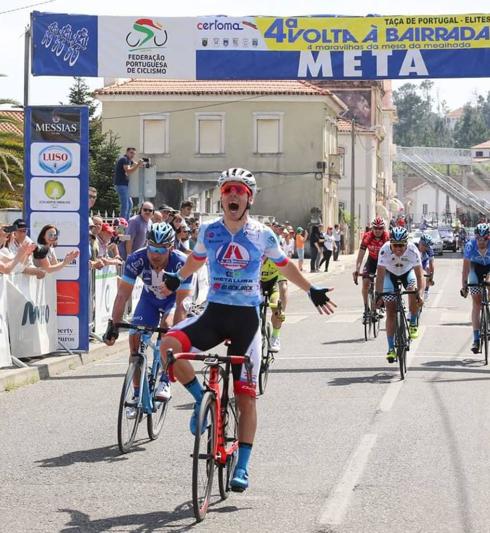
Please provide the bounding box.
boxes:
[22,302,50,326]
[216,243,250,270]
[196,19,257,31]
[39,145,72,174]
[126,19,167,51]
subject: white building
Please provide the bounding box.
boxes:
[472,140,490,160]
[405,182,457,223]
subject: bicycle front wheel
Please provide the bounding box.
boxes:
[192,392,216,522]
[218,395,238,500]
[482,306,489,365]
[259,322,272,395]
[147,366,170,440]
[117,359,142,454]
[396,313,407,380]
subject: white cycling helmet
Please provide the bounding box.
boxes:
[217,168,257,197]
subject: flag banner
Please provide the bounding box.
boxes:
[31,12,490,80]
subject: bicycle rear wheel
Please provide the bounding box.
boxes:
[192,392,216,522]
[396,313,407,380]
[117,359,142,454]
[218,395,238,500]
[259,322,272,395]
[147,365,170,440]
[482,306,489,365]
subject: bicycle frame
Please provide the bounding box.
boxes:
[166,351,250,465]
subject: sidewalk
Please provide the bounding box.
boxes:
[0,254,355,393]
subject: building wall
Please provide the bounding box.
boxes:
[98,95,340,226]
[406,183,458,222]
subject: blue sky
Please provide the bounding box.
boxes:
[2,0,490,110]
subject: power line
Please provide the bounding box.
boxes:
[0,0,56,16]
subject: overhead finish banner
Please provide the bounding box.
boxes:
[31,11,490,80]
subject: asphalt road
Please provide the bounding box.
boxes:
[2,253,489,533]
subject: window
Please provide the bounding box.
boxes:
[140,114,169,154]
[338,146,345,177]
[196,113,224,154]
[254,113,283,154]
[476,150,484,157]
[423,203,428,215]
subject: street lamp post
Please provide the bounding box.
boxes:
[349,118,356,253]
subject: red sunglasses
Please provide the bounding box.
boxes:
[220,183,251,196]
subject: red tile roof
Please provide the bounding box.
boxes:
[337,118,372,133]
[0,110,23,136]
[95,79,335,97]
[472,140,490,149]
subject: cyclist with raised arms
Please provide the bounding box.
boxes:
[375,227,423,363]
[416,234,435,301]
[155,168,336,493]
[461,223,490,354]
[104,222,193,409]
[353,217,389,322]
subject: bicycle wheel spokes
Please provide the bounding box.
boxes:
[117,361,142,454]
[259,322,272,395]
[218,396,238,500]
[147,366,170,440]
[192,392,216,522]
[482,306,489,365]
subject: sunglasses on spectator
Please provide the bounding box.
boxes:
[142,208,154,213]
[221,183,251,196]
[89,195,97,199]
[148,244,171,254]
[16,228,27,233]
[46,231,59,239]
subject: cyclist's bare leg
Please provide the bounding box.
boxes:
[471,293,482,331]
[408,293,419,320]
[278,280,288,312]
[129,332,141,389]
[159,336,195,383]
[361,277,369,308]
[237,393,257,443]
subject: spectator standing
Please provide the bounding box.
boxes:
[189,226,199,251]
[124,202,154,259]
[180,200,193,221]
[175,223,192,255]
[113,147,144,221]
[98,223,123,266]
[319,227,336,272]
[152,210,164,223]
[88,186,97,212]
[159,205,173,222]
[89,218,104,270]
[295,227,308,272]
[282,229,295,258]
[35,225,79,273]
[0,225,36,274]
[333,224,341,261]
[309,224,322,273]
[8,219,45,278]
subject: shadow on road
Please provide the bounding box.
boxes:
[439,322,472,327]
[47,373,125,380]
[321,338,365,345]
[328,372,394,386]
[421,359,484,368]
[59,499,246,532]
[35,443,146,467]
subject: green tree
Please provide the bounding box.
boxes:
[68,77,120,214]
[453,103,488,148]
[0,99,23,208]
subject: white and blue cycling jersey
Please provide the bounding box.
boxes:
[122,247,193,316]
[464,238,490,266]
[418,246,434,271]
[191,217,288,307]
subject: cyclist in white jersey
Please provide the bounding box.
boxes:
[158,168,336,492]
[375,226,423,363]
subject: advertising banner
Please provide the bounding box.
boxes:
[0,277,11,368]
[7,274,58,359]
[94,266,119,336]
[24,106,90,351]
[31,11,490,80]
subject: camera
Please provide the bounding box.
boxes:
[140,157,151,169]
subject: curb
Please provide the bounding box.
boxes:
[0,335,128,393]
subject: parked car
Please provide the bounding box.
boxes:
[410,229,444,256]
[438,226,457,252]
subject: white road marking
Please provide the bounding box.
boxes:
[319,433,378,526]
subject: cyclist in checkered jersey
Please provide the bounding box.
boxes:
[157,168,337,493]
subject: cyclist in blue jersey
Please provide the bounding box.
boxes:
[104,222,193,406]
[461,223,490,353]
[157,168,336,493]
[416,233,435,301]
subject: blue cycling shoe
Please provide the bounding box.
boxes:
[230,467,249,492]
[189,402,208,436]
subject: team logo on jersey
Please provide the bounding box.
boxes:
[216,242,250,270]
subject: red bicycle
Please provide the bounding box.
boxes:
[166,349,252,522]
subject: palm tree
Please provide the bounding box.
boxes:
[0,98,23,208]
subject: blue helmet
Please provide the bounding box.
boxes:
[390,226,408,243]
[147,222,175,245]
[475,223,490,238]
[419,233,433,247]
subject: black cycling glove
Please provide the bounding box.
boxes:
[103,319,119,343]
[308,286,331,307]
[164,272,181,292]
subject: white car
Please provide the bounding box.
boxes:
[409,229,444,256]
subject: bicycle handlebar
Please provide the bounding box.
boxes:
[377,290,418,297]
[115,322,168,334]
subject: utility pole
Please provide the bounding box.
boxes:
[349,118,356,253]
[24,26,30,108]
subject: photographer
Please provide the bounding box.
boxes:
[34,224,79,273]
[113,147,145,221]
